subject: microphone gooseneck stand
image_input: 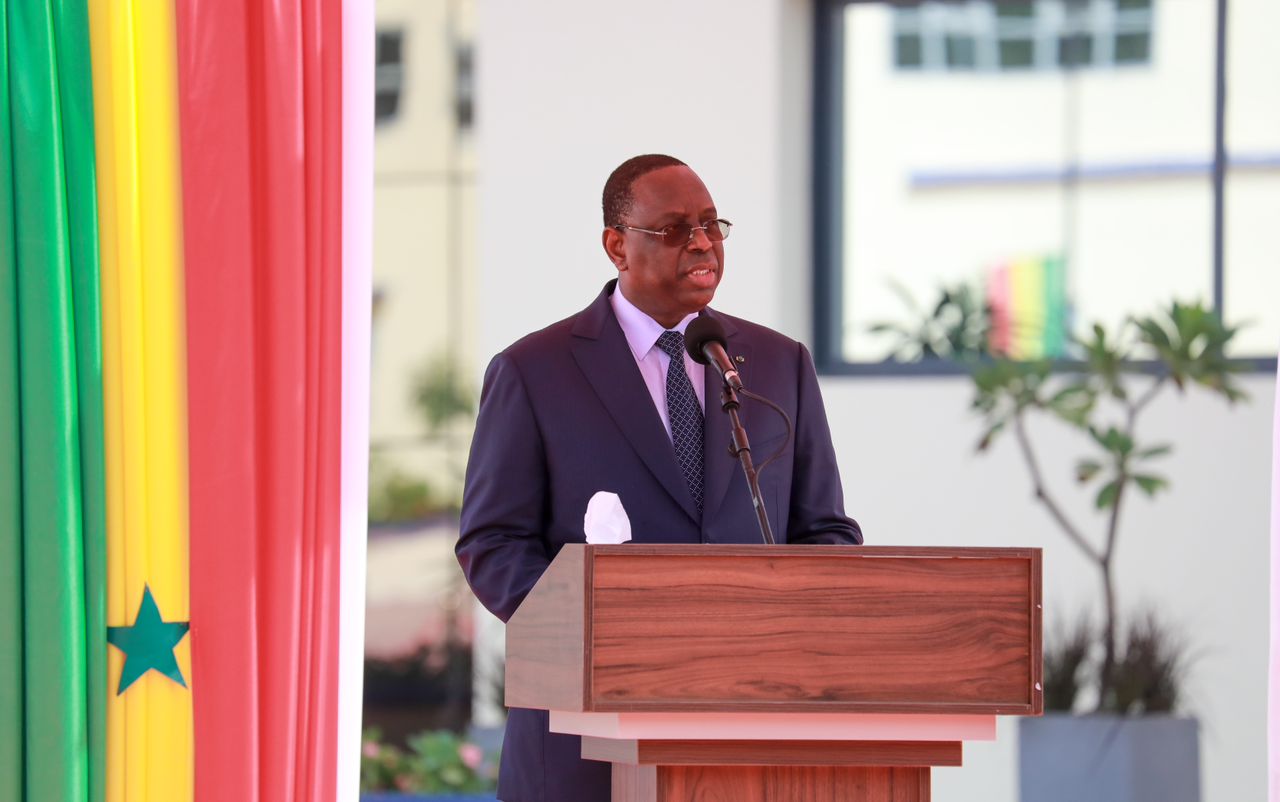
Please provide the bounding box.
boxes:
[720,384,776,545]
[685,316,790,546]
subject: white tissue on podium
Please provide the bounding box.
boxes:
[584,491,632,544]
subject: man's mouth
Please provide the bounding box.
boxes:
[685,266,718,287]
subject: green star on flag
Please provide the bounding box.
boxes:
[106,584,191,695]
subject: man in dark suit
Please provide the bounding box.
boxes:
[456,154,862,802]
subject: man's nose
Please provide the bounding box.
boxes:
[687,225,714,251]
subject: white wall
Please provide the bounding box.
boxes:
[476,1,1276,799]
[476,0,810,358]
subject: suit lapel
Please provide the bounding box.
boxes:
[570,283,701,524]
[700,310,750,529]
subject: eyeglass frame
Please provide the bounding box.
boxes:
[612,218,733,247]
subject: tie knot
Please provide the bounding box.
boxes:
[655,330,686,360]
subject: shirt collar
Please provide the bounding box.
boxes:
[610,285,699,361]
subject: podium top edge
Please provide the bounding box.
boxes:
[575,544,1041,559]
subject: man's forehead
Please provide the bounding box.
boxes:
[631,166,716,215]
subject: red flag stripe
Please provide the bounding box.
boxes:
[246,2,308,799]
[176,3,261,800]
[179,2,344,800]
[297,0,343,799]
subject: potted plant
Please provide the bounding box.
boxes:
[874,291,1246,801]
[360,728,498,801]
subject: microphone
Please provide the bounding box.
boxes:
[685,314,777,545]
[684,316,743,391]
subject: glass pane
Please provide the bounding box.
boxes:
[454,45,475,130]
[375,92,400,123]
[896,33,924,68]
[1000,38,1036,68]
[1114,31,1151,63]
[1058,34,1094,67]
[946,34,977,68]
[839,0,1212,364]
[1223,0,1280,356]
[1117,0,1152,10]
[996,1,1034,18]
[376,31,402,66]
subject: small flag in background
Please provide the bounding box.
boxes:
[986,255,1070,360]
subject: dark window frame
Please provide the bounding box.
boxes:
[375,30,405,126]
[812,0,1275,377]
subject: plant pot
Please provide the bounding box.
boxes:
[1019,712,1200,802]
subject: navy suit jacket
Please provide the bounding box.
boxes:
[457,281,861,802]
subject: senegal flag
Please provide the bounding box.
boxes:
[0,1,372,800]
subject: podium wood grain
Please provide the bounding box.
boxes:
[580,737,961,767]
[508,544,1042,715]
[504,544,589,711]
[612,764,931,802]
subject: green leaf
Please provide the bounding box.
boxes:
[1115,431,1135,456]
[1048,383,1095,426]
[1135,444,1172,460]
[1133,316,1172,351]
[1088,426,1133,457]
[1095,479,1120,510]
[1075,459,1103,483]
[1132,300,1249,403]
[1093,323,1107,342]
[1132,474,1169,496]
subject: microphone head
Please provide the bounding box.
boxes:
[684,315,727,365]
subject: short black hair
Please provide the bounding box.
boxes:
[602,154,688,228]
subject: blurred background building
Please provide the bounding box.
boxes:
[364,0,483,746]
[364,0,1277,798]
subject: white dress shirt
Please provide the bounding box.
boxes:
[610,285,706,441]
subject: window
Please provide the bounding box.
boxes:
[375,30,405,125]
[891,0,1153,73]
[814,0,1279,372]
[454,43,475,131]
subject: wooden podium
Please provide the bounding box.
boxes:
[506,544,1042,801]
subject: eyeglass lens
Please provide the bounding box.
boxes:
[663,219,731,246]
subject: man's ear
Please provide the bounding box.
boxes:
[602,227,627,271]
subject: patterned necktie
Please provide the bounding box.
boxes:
[655,330,704,515]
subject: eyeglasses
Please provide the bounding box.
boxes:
[613,218,733,247]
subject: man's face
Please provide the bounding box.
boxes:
[605,166,724,328]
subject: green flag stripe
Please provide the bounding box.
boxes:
[1042,255,1067,357]
[0,1,28,800]
[51,1,106,799]
[7,0,90,800]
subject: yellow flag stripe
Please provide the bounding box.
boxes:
[87,2,135,799]
[88,0,192,799]
[1010,257,1046,361]
[135,0,192,793]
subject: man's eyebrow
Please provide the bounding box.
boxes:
[651,211,688,226]
[654,208,719,225]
